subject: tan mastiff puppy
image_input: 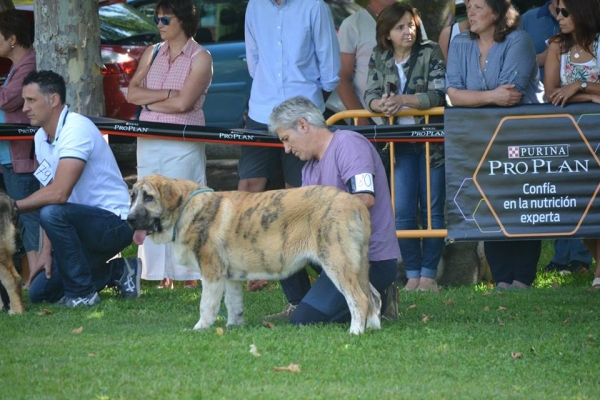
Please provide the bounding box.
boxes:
[128,174,381,334]
[0,192,24,314]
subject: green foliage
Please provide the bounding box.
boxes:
[2,270,599,399]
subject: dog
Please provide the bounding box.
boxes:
[128,174,381,334]
[0,191,24,314]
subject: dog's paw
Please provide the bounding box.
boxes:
[193,319,213,330]
[348,324,365,335]
[226,316,245,327]
[366,315,381,330]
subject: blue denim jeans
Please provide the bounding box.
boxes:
[551,239,592,265]
[394,143,445,279]
[280,259,398,324]
[1,163,40,252]
[28,203,134,302]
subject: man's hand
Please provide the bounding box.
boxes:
[27,251,52,286]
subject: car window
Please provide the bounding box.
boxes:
[100,3,160,45]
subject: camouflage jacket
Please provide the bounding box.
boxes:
[364,40,446,167]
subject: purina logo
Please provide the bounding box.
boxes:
[507,144,569,159]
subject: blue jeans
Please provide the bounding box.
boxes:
[394,143,445,279]
[280,259,398,324]
[28,203,134,302]
[1,163,40,252]
[551,239,592,265]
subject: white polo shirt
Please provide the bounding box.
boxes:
[34,106,130,219]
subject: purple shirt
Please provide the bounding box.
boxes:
[302,130,400,261]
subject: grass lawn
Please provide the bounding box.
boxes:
[2,243,599,399]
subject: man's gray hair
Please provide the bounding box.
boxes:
[268,96,327,135]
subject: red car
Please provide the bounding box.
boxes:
[0,1,160,122]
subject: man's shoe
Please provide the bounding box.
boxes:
[117,258,142,298]
[382,284,399,321]
[542,261,567,272]
[59,292,100,308]
[566,260,589,274]
[260,303,297,322]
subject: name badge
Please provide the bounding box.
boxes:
[34,160,54,187]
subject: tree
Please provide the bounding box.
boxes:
[33,0,104,116]
[0,0,14,12]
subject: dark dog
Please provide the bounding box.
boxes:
[0,191,24,314]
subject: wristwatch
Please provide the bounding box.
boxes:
[581,81,588,92]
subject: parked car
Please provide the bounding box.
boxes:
[0,1,159,125]
[128,0,361,125]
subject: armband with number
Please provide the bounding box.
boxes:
[346,173,375,195]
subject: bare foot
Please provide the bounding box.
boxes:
[157,278,174,289]
[183,280,197,289]
[417,277,438,292]
[404,278,420,290]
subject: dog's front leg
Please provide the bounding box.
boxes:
[193,279,226,330]
[0,262,24,314]
[224,280,244,327]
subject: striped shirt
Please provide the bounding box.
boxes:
[139,38,209,125]
[446,29,545,104]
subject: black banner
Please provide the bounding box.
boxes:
[0,116,444,145]
[446,103,600,241]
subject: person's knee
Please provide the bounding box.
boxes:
[39,204,64,228]
[290,302,330,325]
[27,281,45,304]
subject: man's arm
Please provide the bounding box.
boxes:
[16,158,85,213]
[312,3,341,93]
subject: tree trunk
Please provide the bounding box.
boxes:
[411,0,455,42]
[33,0,104,116]
[0,0,14,12]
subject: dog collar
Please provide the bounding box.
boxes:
[172,188,214,241]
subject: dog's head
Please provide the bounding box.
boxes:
[0,191,18,226]
[127,175,197,245]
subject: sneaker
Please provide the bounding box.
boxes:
[59,292,100,308]
[260,303,297,322]
[542,261,567,272]
[116,258,142,298]
[382,284,399,321]
[566,260,589,274]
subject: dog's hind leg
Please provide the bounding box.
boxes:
[224,280,244,327]
[194,279,226,330]
[0,258,24,314]
[325,263,369,335]
[366,283,381,330]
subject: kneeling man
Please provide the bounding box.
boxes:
[17,70,139,307]
[266,96,400,323]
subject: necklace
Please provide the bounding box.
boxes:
[573,45,582,59]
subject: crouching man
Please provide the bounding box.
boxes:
[265,96,401,323]
[16,70,139,307]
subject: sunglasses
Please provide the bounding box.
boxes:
[556,7,570,18]
[153,16,174,25]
